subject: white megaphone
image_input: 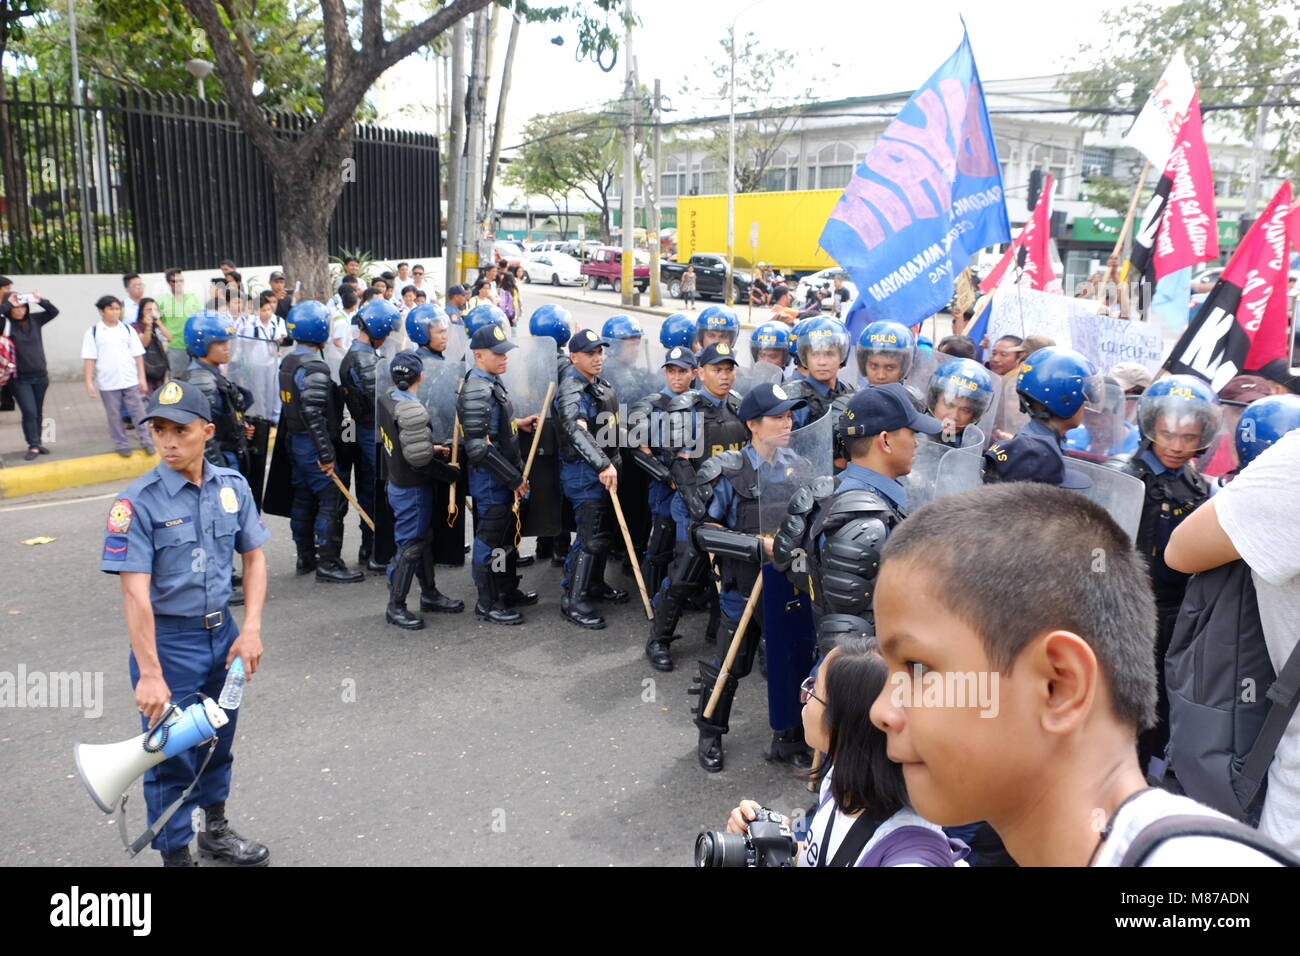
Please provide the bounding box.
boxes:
[75,698,229,814]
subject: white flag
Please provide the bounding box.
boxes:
[1125,49,1196,168]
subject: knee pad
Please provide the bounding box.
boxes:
[475,503,514,551]
[578,501,612,555]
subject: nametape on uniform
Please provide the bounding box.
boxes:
[107,499,133,534]
[152,515,193,529]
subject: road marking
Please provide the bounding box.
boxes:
[0,491,118,514]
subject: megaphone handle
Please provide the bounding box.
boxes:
[119,736,219,858]
[142,701,180,753]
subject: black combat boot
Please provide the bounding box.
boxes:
[316,529,364,583]
[419,546,464,613]
[295,543,317,576]
[161,846,198,867]
[386,547,425,630]
[196,803,270,866]
[586,554,629,604]
[359,529,387,575]
[561,551,606,629]
[500,551,538,608]
[474,566,522,625]
[766,726,814,771]
[550,532,570,567]
[535,537,554,561]
[689,658,739,773]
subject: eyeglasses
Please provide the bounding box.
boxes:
[800,675,825,706]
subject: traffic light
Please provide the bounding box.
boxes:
[1027,168,1044,210]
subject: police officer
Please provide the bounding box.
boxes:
[377,351,464,629]
[627,346,698,632]
[100,380,270,867]
[784,317,854,429]
[982,346,1099,490]
[926,357,995,448]
[459,325,540,624]
[749,321,793,372]
[1121,374,1220,773]
[687,382,816,772]
[1234,394,1300,474]
[339,299,398,573]
[855,320,916,387]
[179,311,253,473]
[602,313,654,571]
[407,301,453,363]
[774,382,942,633]
[694,305,740,351]
[660,312,696,354]
[645,342,748,670]
[555,328,626,629]
[526,304,575,566]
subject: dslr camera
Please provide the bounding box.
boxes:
[694,808,797,867]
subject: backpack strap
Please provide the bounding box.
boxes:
[1120,814,1299,867]
[1239,629,1300,805]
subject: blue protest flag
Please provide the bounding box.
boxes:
[1151,265,1193,333]
[819,30,1010,342]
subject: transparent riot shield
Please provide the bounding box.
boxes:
[735,358,786,396]
[987,371,1029,441]
[898,440,954,512]
[931,444,985,501]
[1063,379,1139,460]
[1062,456,1146,541]
[903,346,942,397]
[447,318,469,362]
[602,334,661,408]
[757,409,834,734]
[417,355,466,446]
[499,334,557,420]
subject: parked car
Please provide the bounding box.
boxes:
[660,252,753,302]
[794,267,858,316]
[521,251,584,286]
[493,240,527,269]
[580,245,649,293]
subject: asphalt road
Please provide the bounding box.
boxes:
[0,292,813,867]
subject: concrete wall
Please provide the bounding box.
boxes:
[7,257,445,379]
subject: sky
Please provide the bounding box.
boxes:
[381,0,1167,152]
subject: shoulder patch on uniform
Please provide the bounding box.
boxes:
[220,486,240,514]
[102,534,128,561]
[107,499,133,534]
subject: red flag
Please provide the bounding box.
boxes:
[1164,181,1293,387]
[979,173,1060,294]
[1153,92,1219,277]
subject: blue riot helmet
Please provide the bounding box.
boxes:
[1015,346,1104,421]
[183,310,236,357]
[660,313,696,350]
[602,314,644,340]
[1137,374,1222,451]
[404,302,449,346]
[465,303,508,338]
[788,317,815,363]
[357,298,400,341]
[928,358,995,426]
[529,303,574,345]
[750,321,792,368]
[695,304,740,349]
[1234,394,1300,468]
[285,300,332,344]
[856,321,916,384]
[796,316,851,370]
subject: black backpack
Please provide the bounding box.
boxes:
[1165,559,1300,819]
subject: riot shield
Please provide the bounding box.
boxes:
[499,334,557,420]
[417,355,466,446]
[988,371,1029,441]
[415,354,469,565]
[931,444,985,501]
[899,440,953,512]
[601,334,660,408]
[757,410,834,734]
[447,318,469,362]
[226,332,280,507]
[903,346,942,397]
[735,359,785,397]
[1062,455,1146,541]
[1063,379,1138,460]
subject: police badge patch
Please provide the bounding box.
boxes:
[107,499,133,534]
[220,486,240,514]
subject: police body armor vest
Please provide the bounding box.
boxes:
[712,451,798,597]
[464,373,524,475]
[785,376,852,423]
[806,485,903,619]
[557,373,621,465]
[690,391,747,465]
[377,394,430,489]
[1124,450,1210,603]
[185,361,247,455]
[338,346,378,428]
[278,350,339,436]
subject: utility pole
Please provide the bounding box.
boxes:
[67,0,96,273]
[445,20,465,293]
[648,78,662,307]
[483,1,521,218]
[619,1,635,306]
[462,10,489,281]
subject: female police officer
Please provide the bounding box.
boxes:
[100,379,270,867]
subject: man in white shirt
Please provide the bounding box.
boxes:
[121,273,146,325]
[1168,428,1300,855]
[236,292,288,420]
[326,287,360,382]
[81,295,155,457]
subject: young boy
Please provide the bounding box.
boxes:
[82,295,156,457]
[869,483,1289,866]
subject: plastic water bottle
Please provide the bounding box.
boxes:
[218,657,246,710]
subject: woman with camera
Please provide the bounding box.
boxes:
[724,639,969,867]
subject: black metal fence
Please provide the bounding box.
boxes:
[0,81,440,275]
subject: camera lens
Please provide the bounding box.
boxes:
[694,830,752,867]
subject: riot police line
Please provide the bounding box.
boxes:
[84,290,1300,869]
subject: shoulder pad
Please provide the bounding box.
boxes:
[185,363,216,386]
[460,374,493,400]
[696,449,744,485]
[781,378,812,398]
[825,487,895,520]
[394,399,429,427]
[832,380,857,399]
[557,373,585,399]
[785,475,834,518]
[666,391,696,413]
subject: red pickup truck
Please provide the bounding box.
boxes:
[580,246,649,293]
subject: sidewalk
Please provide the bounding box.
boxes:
[532,282,779,328]
[0,380,160,498]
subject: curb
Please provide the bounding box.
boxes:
[0,449,160,499]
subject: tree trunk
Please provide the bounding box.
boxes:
[0,44,30,240]
[482,4,520,212]
[269,132,353,300]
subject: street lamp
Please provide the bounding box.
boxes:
[185,58,214,101]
